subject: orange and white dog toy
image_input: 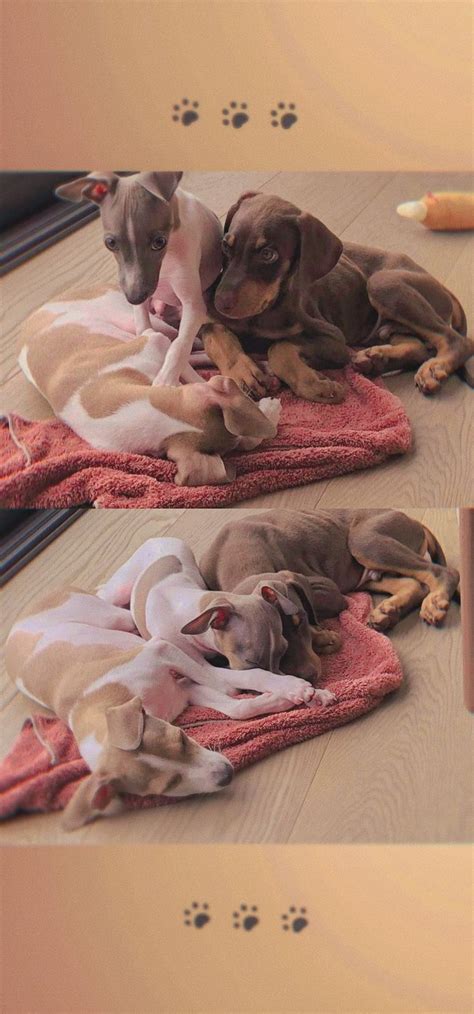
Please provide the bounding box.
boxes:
[397,192,474,231]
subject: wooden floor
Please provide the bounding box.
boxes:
[1,171,473,507]
[0,506,470,844]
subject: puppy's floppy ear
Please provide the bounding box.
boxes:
[224,191,259,233]
[136,172,183,202]
[296,212,343,286]
[258,581,300,616]
[106,696,145,751]
[286,575,317,625]
[181,604,234,635]
[259,574,318,625]
[62,772,122,831]
[208,376,277,439]
[55,172,119,204]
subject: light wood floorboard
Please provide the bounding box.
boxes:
[0,507,469,844]
[2,172,471,506]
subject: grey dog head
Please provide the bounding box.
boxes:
[56,171,183,305]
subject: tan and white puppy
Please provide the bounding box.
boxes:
[56,171,223,387]
[5,588,236,830]
[19,286,281,486]
[98,537,336,704]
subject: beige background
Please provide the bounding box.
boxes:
[2,1,473,170]
[1,845,472,1012]
[1,2,472,1011]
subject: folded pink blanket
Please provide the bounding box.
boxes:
[0,594,403,820]
[0,368,410,507]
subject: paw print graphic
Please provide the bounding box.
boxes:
[270,103,298,129]
[222,101,249,129]
[233,903,259,931]
[281,906,308,933]
[183,901,210,928]
[172,99,199,126]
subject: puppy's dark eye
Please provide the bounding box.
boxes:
[259,246,278,263]
[104,236,118,251]
[151,234,167,251]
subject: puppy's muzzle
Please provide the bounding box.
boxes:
[214,289,238,316]
[125,288,154,306]
[216,760,234,787]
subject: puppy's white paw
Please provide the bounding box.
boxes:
[285,681,316,705]
[258,397,282,428]
[276,675,314,705]
[96,582,129,606]
[311,688,337,707]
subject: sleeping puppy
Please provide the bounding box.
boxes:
[200,191,473,402]
[200,508,460,682]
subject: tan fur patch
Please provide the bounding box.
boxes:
[232,278,282,317]
[24,323,149,413]
[7,616,141,727]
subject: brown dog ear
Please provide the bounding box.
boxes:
[209,376,277,439]
[296,212,343,286]
[259,582,300,616]
[136,172,183,202]
[286,575,317,625]
[259,574,317,624]
[181,604,234,635]
[62,772,122,831]
[106,696,145,751]
[224,191,259,233]
[55,172,120,204]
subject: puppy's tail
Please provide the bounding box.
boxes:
[423,525,461,602]
[448,289,474,388]
[423,525,447,567]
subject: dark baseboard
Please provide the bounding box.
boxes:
[0,202,99,276]
[0,508,87,585]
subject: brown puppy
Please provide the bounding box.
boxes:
[200,509,460,679]
[201,192,473,401]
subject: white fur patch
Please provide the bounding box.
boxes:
[44,290,136,340]
[258,397,281,429]
[99,330,171,381]
[61,390,200,454]
[79,733,104,770]
[18,346,37,387]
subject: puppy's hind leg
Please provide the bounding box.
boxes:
[364,575,425,631]
[352,335,430,377]
[97,539,175,605]
[367,269,474,393]
[166,434,236,487]
[348,514,459,628]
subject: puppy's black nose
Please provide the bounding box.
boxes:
[217,766,233,786]
[215,293,235,315]
[126,292,151,306]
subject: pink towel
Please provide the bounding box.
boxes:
[0,594,403,821]
[0,368,410,507]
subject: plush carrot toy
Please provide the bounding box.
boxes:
[397,191,474,231]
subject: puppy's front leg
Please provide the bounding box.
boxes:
[181,360,207,384]
[154,292,207,387]
[201,321,274,400]
[187,683,302,718]
[225,668,316,705]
